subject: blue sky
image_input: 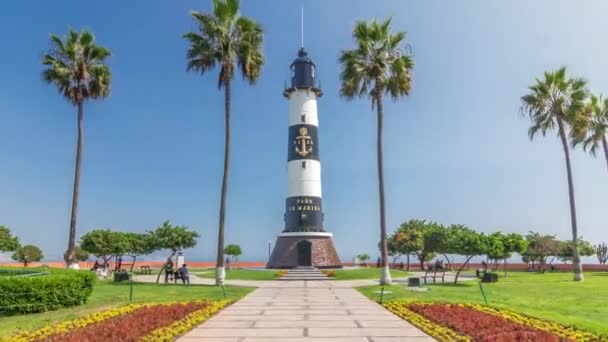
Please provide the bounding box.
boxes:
[1,0,607,262]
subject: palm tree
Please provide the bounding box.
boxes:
[339,18,414,285]
[42,29,111,269]
[520,67,588,281]
[572,94,608,173]
[184,0,263,285]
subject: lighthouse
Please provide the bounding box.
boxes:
[267,48,342,269]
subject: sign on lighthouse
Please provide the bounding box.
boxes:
[267,48,342,269]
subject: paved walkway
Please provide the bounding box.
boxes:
[132,274,385,288]
[132,271,474,288]
[178,284,433,342]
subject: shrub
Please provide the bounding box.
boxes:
[321,270,336,277]
[0,268,96,315]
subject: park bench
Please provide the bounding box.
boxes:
[422,264,445,284]
[140,265,152,274]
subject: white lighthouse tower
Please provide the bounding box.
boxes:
[267,48,341,268]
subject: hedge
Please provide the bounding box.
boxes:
[0,267,96,315]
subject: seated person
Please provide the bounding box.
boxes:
[179,264,190,284]
[434,259,444,271]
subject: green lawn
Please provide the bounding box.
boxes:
[194,268,281,280]
[358,271,608,335]
[332,268,410,280]
[0,280,254,337]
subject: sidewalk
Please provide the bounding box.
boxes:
[132,274,387,288]
[178,284,433,341]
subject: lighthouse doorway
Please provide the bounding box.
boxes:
[297,240,312,266]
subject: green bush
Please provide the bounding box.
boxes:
[0,268,96,315]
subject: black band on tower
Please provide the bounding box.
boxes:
[288,124,319,161]
[284,196,324,232]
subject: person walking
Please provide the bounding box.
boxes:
[164,257,174,283]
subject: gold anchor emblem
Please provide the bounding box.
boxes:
[294,127,313,157]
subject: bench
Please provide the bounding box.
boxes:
[140,265,152,274]
[422,264,445,284]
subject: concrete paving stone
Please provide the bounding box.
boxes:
[254,320,358,328]
[262,306,307,310]
[188,328,304,337]
[356,320,414,328]
[373,338,437,342]
[201,320,255,328]
[308,315,402,321]
[243,338,370,342]
[212,314,305,321]
[348,309,397,315]
[309,328,430,337]
[307,305,351,310]
[264,309,349,315]
[219,309,263,315]
[228,306,271,310]
[179,338,240,342]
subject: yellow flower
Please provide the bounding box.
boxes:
[382,301,607,342]
[383,301,469,342]
[141,300,231,342]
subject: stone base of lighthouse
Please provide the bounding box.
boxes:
[267,233,342,269]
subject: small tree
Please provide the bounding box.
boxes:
[357,253,370,266]
[150,221,199,283]
[12,245,43,267]
[396,220,435,270]
[484,232,527,277]
[422,222,449,269]
[486,232,507,271]
[224,244,242,262]
[444,225,488,284]
[596,243,608,264]
[384,235,402,265]
[0,226,20,253]
[522,231,560,273]
[558,238,595,263]
[501,233,528,276]
[64,245,89,264]
[124,233,157,271]
[390,223,422,270]
[81,229,128,268]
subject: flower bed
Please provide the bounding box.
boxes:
[321,270,336,277]
[384,301,606,342]
[5,300,229,342]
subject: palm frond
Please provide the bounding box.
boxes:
[339,18,414,105]
[520,67,589,142]
[185,1,263,89]
[41,28,111,105]
[574,93,608,155]
[235,16,264,83]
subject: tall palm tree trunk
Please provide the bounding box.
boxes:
[216,78,231,286]
[376,88,392,285]
[66,101,84,269]
[557,118,583,281]
[602,136,608,175]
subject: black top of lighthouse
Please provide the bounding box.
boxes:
[283,48,323,98]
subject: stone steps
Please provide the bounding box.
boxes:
[279,267,330,281]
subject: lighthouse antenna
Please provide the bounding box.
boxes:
[301,7,304,48]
